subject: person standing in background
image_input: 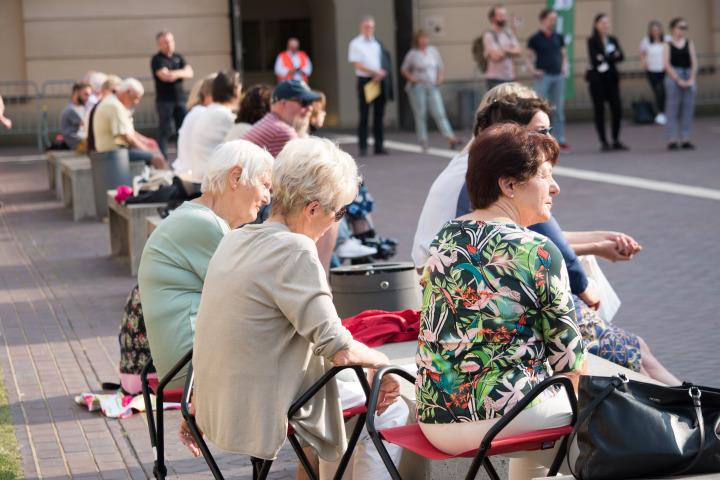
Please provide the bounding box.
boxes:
[639,21,668,126]
[586,13,628,152]
[663,18,697,150]
[526,8,571,153]
[0,95,11,130]
[483,5,521,90]
[401,30,460,152]
[348,15,393,156]
[152,31,194,160]
[274,38,313,83]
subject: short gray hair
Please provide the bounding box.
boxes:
[360,14,375,25]
[118,78,144,95]
[270,137,361,217]
[201,140,274,194]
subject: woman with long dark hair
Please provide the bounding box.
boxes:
[586,13,628,151]
[663,17,697,150]
[639,21,667,125]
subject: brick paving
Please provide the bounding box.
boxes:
[0,115,718,478]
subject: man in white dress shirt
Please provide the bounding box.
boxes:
[348,15,392,156]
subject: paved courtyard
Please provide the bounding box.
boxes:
[0,115,718,479]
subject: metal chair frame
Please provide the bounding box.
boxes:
[181,362,372,480]
[141,349,193,480]
[366,366,578,480]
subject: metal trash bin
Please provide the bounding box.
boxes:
[89,149,131,217]
[330,262,420,319]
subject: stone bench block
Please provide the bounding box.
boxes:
[106,190,167,276]
[60,157,96,220]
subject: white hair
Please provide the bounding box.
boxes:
[201,140,274,194]
[88,72,107,93]
[270,137,361,216]
[118,77,144,95]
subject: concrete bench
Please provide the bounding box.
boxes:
[145,215,162,238]
[106,190,167,276]
[46,150,86,201]
[373,342,675,480]
[60,157,96,220]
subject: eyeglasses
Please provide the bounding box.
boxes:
[333,206,347,222]
[535,127,553,136]
[677,25,688,30]
[286,97,312,108]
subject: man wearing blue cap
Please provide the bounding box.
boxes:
[242,79,321,157]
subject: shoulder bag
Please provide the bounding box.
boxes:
[567,374,720,480]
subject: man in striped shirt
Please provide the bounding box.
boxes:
[241,80,320,157]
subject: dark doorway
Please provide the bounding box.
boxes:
[394,0,414,130]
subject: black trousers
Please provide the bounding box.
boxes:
[588,77,622,145]
[356,77,386,153]
[156,100,187,159]
[646,71,666,114]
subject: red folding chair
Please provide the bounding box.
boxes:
[141,350,192,480]
[181,361,371,480]
[365,366,578,480]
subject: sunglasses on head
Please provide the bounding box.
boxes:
[535,127,553,136]
[286,97,312,107]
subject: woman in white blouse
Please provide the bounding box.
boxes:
[401,30,460,152]
[639,21,667,125]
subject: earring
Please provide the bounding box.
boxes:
[233,184,237,189]
[510,194,515,198]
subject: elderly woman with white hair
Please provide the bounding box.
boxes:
[184,137,406,479]
[137,139,273,392]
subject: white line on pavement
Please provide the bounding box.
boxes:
[332,135,720,202]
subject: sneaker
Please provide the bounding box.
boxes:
[667,142,679,150]
[559,143,572,153]
[681,142,695,150]
[335,237,377,259]
[655,113,667,125]
[600,143,612,152]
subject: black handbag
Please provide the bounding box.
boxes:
[567,374,720,480]
[632,100,655,124]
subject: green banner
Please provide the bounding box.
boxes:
[549,0,575,98]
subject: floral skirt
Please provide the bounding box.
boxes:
[119,285,151,375]
[573,295,642,372]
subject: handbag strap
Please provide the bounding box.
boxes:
[566,375,625,479]
[566,376,706,479]
[675,386,705,475]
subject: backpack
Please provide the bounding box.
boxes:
[472,30,499,72]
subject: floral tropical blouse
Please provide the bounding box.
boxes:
[416,220,586,424]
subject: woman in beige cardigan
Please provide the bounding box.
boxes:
[182,137,405,478]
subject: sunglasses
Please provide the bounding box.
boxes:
[286,97,312,107]
[333,206,347,222]
[535,127,553,136]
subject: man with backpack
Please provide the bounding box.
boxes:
[481,5,521,89]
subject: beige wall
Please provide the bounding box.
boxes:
[9,0,232,89]
[0,0,27,83]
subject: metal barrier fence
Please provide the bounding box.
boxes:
[0,81,43,150]
[40,77,158,147]
[561,53,720,110]
[0,77,158,151]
